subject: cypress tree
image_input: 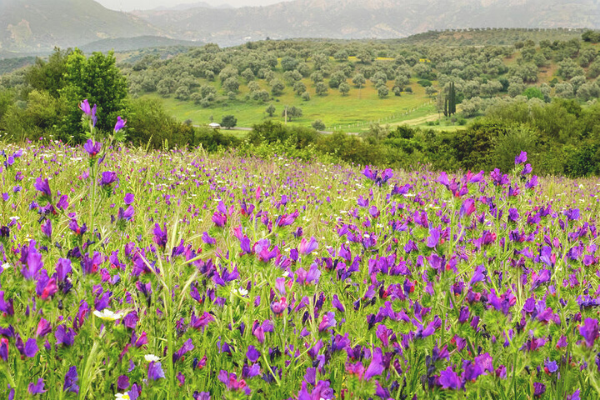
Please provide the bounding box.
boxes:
[448,82,456,116]
[444,97,448,117]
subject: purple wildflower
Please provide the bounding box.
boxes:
[64,366,79,393]
[84,139,102,157]
[114,116,127,132]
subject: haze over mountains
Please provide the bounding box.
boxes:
[1,0,599,55]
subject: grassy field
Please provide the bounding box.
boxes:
[142,76,436,131]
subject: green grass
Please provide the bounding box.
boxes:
[143,76,436,131]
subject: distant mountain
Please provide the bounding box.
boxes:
[132,0,600,46]
[1,0,598,56]
[0,0,162,53]
[153,2,233,11]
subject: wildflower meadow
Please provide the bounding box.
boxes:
[0,101,599,399]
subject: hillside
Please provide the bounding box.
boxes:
[115,36,600,131]
[132,0,600,46]
[0,0,162,53]
[80,36,206,53]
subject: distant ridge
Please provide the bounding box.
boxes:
[153,2,233,10]
[132,0,600,46]
[80,36,206,53]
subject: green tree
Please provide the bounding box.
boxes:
[425,86,438,98]
[25,47,72,98]
[265,104,276,117]
[333,50,348,62]
[283,106,303,121]
[339,82,350,96]
[281,56,299,72]
[270,79,285,96]
[60,49,128,141]
[241,68,255,82]
[310,71,324,84]
[221,115,237,129]
[222,77,240,94]
[522,87,544,100]
[175,86,190,101]
[352,74,366,88]
[252,90,270,102]
[293,81,307,96]
[315,82,328,96]
[328,72,346,89]
[445,81,457,116]
[377,85,389,98]
[357,49,373,64]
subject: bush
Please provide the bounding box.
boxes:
[311,120,326,131]
[121,97,194,149]
[194,127,240,151]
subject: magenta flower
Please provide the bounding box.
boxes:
[460,198,476,219]
[298,236,318,255]
[79,100,97,127]
[41,219,52,238]
[212,212,227,227]
[218,370,249,394]
[318,311,336,331]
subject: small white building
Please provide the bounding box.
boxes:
[209,123,221,129]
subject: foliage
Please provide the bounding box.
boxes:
[220,115,237,129]
[60,49,128,141]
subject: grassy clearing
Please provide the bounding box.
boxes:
[142,76,436,130]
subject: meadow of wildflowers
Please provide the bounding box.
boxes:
[0,102,599,399]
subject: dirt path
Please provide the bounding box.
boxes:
[388,113,441,127]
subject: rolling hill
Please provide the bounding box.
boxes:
[0,0,162,53]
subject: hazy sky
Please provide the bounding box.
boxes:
[96,0,285,11]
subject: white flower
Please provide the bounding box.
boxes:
[1,263,11,270]
[93,309,125,321]
[144,354,160,362]
[115,394,130,400]
[237,288,248,296]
